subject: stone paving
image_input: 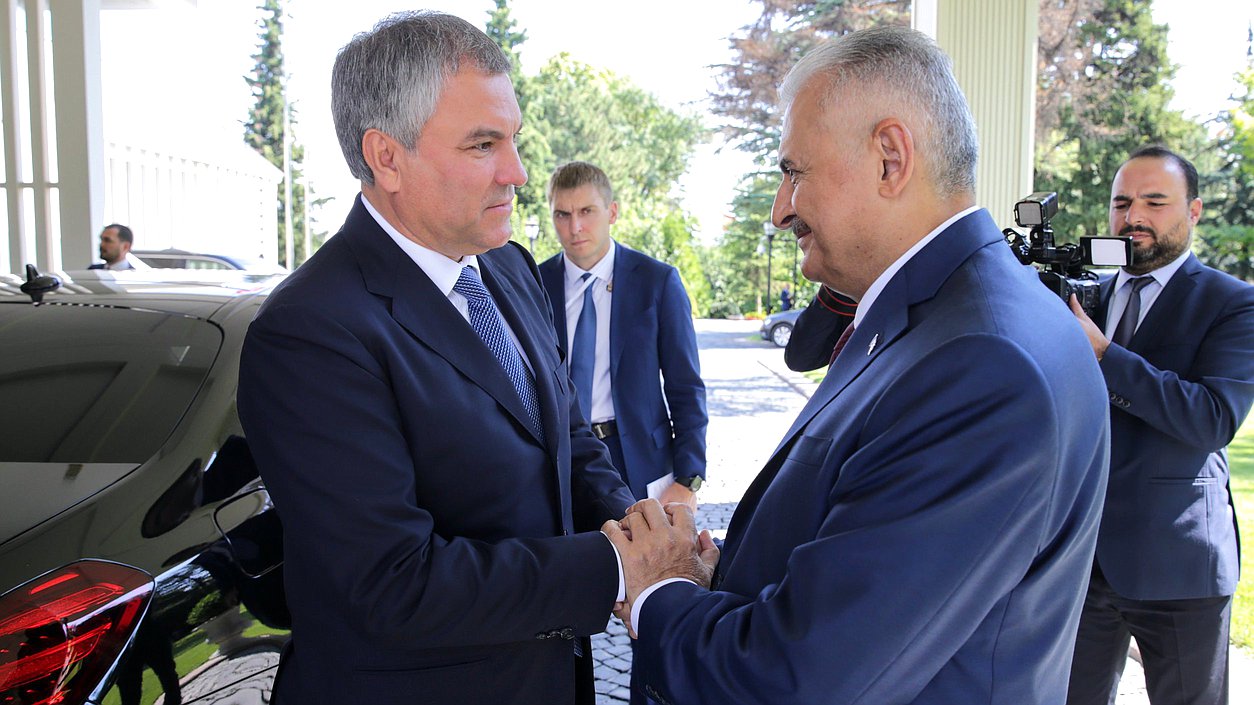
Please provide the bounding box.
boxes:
[590,318,1254,705]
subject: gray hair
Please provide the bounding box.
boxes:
[779,25,978,198]
[331,11,511,184]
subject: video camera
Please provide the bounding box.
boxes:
[1004,192,1133,317]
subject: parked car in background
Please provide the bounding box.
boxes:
[0,268,289,705]
[132,249,287,275]
[760,308,803,348]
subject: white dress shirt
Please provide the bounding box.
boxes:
[1102,247,1191,340]
[563,241,617,423]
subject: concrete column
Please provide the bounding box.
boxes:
[49,0,103,272]
[933,0,1038,227]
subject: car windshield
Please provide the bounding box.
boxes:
[0,303,221,463]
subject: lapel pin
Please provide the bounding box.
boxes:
[606,281,613,292]
[867,333,879,355]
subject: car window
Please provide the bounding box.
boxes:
[0,304,221,463]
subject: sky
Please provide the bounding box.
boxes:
[99,0,1254,242]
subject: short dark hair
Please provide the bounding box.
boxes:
[547,161,614,206]
[1124,145,1199,201]
[104,223,133,245]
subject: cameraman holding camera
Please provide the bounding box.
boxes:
[1065,145,1254,705]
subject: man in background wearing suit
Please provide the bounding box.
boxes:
[603,26,1111,705]
[237,12,634,705]
[538,161,707,510]
[1066,145,1254,705]
[783,284,857,372]
[539,161,707,705]
[89,223,135,270]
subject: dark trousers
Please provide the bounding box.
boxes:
[1067,563,1231,705]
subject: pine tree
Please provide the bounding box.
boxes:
[244,0,309,268]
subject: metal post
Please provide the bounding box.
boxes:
[525,215,538,254]
[763,222,776,314]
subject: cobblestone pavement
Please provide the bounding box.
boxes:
[591,318,1254,705]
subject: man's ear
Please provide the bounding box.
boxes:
[608,201,619,225]
[362,128,403,193]
[1188,197,1202,226]
[873,118,914,199]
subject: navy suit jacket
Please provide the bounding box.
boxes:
[539,243,707,498]
[1093,253,1254,601]
[237,197,634,705]
[633,210,1110,705]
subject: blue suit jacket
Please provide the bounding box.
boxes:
[237,197,634,705]
[1093,253,1254,601]
[634,210,1111,705]
[539,243,707,498]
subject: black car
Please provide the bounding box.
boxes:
[0,269,289,705]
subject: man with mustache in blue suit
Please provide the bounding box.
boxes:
[604,26,1111,705]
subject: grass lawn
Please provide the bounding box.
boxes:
[1229,415,1254,649]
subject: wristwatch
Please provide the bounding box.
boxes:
[674,475,703,493]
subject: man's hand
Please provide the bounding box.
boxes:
[602,500,716,602]
[657,480,698,513]
[1068,294,1110,360]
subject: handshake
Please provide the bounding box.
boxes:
[602,499,721,638]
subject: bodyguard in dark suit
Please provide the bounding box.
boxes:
[89,223,135,270]
[538,162,707,507]
[1066,146,1254,705]
[237,13,634,705]
[539,162,706,705]
[604,26,1110,705]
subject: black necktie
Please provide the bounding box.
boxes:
[1112,277,1153,348]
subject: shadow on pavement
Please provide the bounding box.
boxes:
[697,327,775,350]
[705,376,800,417]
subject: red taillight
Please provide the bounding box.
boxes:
[0,561,153,705]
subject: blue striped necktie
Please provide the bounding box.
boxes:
[452,266,544,440]
[570,273,597,419]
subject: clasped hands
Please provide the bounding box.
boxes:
[603,499,720,638]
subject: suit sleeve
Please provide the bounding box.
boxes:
[238,302,621,651]
[656,267,708,480]
[784,286,856,372]
[634,335,1094,705]
[1100,282,1254,451]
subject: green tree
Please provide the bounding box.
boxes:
[1196,47,1254,280]
[709,0,910,161]
[705,1,906,314]
[1034,0,1206,239]
[243,0,313,267]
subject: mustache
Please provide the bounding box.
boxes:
[790,219,812,237]
[1120,224,1155,238]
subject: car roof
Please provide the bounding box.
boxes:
[0,269,280,318]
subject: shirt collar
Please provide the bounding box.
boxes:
[853,205,982,327]
[563,240,616,285]
[361,193,479,295]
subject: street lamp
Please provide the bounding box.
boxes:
[525,216,539,254]
[763,222,777,314]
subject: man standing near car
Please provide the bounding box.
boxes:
[237,12,634,705]
[1066,145,1254,705]
[538,161,707,510]
[90,224,135,270]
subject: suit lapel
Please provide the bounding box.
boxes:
[609,243,637,379]
[1128,254,1199,350]
[346,200,543,445]
[540,254,568,354]
[719,209,1002,572]
[480,256,556,448]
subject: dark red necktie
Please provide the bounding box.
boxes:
[828,324,856,366]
